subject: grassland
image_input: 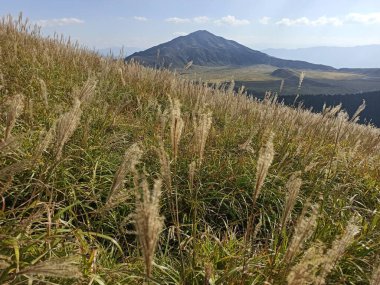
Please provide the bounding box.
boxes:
[181,65,362,82]
[180,65,380,95]
[1,15,380,285]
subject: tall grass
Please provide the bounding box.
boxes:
[0,14,379,284]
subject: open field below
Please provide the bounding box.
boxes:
[181,65,380,95]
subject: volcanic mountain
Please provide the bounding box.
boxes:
[125,30,334,70]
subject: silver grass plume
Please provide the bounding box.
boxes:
[39,78,48,108]
[54,98,82,160]
[370,263,380,285]
[168,96,184,162]
[134,177,164,278]
[244,133,275,244]
[0,134,19,155]
[118,68,126,86]
[280,172,302,230]
[322,104,342,118]
[33,122,56,160]
[238,134,255,155]
[193,108,212,166]
[19,256,82,279]
[315,215,361,285]
[350,100,366,123]
[254,132,275,203]
[287,242,326,285]
[72,76,97,105]
[105,143,143,209]
[184,60,193,70]
[279,79,285,94]
[188,160,196,192]
[285,203,319,263]
[4,94,24,141]
[288,216,361,285]
[298,72,305,90]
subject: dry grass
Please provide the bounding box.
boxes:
[0,14,379,285]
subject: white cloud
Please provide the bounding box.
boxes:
[173,32,188,36]
[276,17,308,26]
[276,13,380,27]
[312,16,343,26]
[165,17,191,24]
[276,16,343,27]
[214,15,250,26]
[259,17,271,25]
[166,15,250,26]
[133,16,148,22]
[193,16,210,24]
[35,17,84,27]
[346,13,380,24]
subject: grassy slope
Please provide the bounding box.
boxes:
[1,16,380,284]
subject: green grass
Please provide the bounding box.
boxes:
[0,14,380,285]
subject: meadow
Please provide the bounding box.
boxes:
[180,65,380,95]
[0,14,380,284]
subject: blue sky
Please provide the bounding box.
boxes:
[2,0,380,51]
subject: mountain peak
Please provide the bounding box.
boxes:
[188,30,215,36]
[185,30,225,42]
[126,31,334,70]
[189,30,211,34]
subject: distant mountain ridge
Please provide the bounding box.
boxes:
[98,46,141,57]
[263,45,380,68]
[125,30,334,70]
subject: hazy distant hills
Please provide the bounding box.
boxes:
[125,30,334,71]
[263,45,380,68]
[98,46,141,57]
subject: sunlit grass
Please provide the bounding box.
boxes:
[0,14,379,285]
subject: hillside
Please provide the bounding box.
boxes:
[277,90,380,126]
[126,30,334,70]
[1,15,380,285]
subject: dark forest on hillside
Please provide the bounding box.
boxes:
[252,91,380,127]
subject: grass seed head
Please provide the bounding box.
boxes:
[72,76,97,105]
[285,203,319,263]
[370,263,380,285]
[4,94,24,141]
[39,78,48,108]
[106,143,143,208]
[19,256,82,279]
[298,72,305,90]
[350,100,366,123]
[54,98,82,160]
[157,140,172,192]
[287,242,326,285]
[281,172,302,229]
[315,215,361,285]
[254,132,275,202]
[134,177,164,278]
[193,108,213,166]
[169,96,184,162]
